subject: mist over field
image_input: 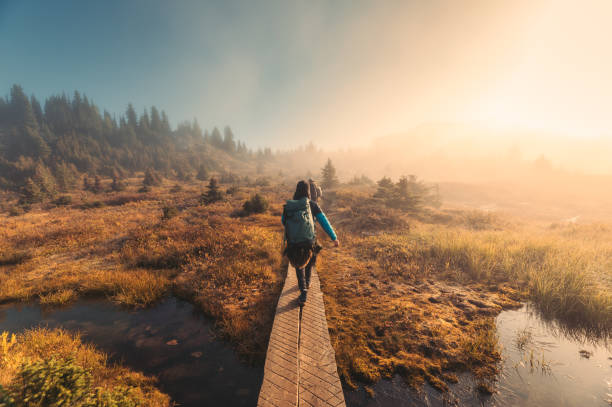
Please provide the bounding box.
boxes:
[1,1,612,406]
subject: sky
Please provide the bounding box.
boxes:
[1,0,612,149]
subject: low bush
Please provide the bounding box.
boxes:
[242,194,269,215]
[81,201,105,210]
[53,195,73,206]
[0,251,32,266]
[0,329,170,406]
[161,205,179,220]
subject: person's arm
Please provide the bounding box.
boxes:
[281,211,286,225]
[315,212,337,241]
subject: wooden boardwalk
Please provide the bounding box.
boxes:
[257,265,346,407]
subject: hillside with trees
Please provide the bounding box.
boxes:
[0,85,266,202]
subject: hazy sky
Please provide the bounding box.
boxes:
[1,0,611,148]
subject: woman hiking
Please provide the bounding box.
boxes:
[282,180,339,304]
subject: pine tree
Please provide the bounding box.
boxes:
[223,126,236,153]
[200,177,223,204]
[93,175,103,193]
[33,163,57,198]
[54,161,77,191]
[83,175,91,191]
[210,127,223,149]
[21,177,43,203]
[111,175,126,191]
[196,164,208,181]
[143,167,162,186]
[321,158,339,189]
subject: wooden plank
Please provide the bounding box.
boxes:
[258,265,346,407]
[298,268,346,407]
[257,266,300,407]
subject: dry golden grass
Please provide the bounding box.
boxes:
[0,180,287,365]
[318,189,611,391]
[2,178,610,399]
[0,328,170,406]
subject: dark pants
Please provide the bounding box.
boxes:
[295,252,317,293]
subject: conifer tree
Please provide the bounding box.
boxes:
[93,175,103,193]
[223,126,236,153]
[111,175,126,191]
[210,127,223,149]
[196,164,208,181]
[200,177,223,204]
[83,175,91,191]
[21,177,43,203]
[143,167,162,186]
[321,158,339,189]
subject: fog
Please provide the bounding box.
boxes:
[276,122,612,221]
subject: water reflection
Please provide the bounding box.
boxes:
[494,305,611,406]
[346,304,611,407]
[0,297,262,407]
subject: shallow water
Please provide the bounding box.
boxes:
[0,297,262,407]
[492,305,611,406]
[1,299,609,406]
[345,304,612,406]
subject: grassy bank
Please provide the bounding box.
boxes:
[0,179,286,364]
[318,190,611,391]
[0,328,170,406]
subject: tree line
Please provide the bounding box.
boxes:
[0,84,264,201]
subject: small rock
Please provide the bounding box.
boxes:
[579,349,593,359]
[166,339,179,346]
[190,351,203,358]
[428,296,442,304]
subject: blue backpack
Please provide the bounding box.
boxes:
[283,197,316,246]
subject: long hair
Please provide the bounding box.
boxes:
[293,180,311,200]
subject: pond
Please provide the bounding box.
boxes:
[345,304,611,406]
[0,297,262,407]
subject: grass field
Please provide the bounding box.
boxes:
[1,177,610,399]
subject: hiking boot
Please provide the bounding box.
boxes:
[299,290,308,305]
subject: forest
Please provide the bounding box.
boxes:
[0,84,272,202]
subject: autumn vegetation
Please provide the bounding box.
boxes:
[1,84,610,403]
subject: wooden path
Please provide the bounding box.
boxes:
[257,265,346,407]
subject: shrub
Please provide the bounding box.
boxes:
[81,201,105,209]
[161,205,179,220]
[242,194,269,215]
[169,184,182,193]
[143,168,162,187]
[254,177,270,187]
[4,357,149,407]
[110,177,126,192]
[53,195,72,206]
[226,185,239,195]
[10,357,92,406]
[8,206,24,217]
[0,385,14,407]
[0,250,32,266]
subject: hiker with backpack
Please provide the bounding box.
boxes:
[308,178,322,203]
[282,180,339,304]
